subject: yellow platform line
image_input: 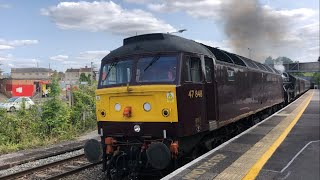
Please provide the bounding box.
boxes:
[213,91,314,180]
[242,91,314,180]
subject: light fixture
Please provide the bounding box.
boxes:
[115,103,121,111]
[134,125,141,132]
[143,102,151,112]
[162,109,170,117]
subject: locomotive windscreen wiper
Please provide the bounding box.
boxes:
[105,61,118,79]
[138,56,160,81]
[143,56,160,72]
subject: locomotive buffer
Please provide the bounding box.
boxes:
[163,89,319,180]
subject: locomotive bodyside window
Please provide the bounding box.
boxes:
[205,57,214,82]
[184,56,201,83]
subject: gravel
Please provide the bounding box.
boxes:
[0,149,84,177]
[60,164,105,180]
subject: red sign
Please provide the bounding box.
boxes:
[12,85,34,97]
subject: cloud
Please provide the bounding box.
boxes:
[42,1,176,36]
[0,54,41,73]
[50,55,69,61]
[0,45,14,50]
[0,39,39,50]
[77,50,110,62]
[0,4,11,9]
[148,0,221,18]
[7,40,39,46]
[147,0,319,62]
[195,39,232,52]
[124,0,152,4]
[0,54,13,61]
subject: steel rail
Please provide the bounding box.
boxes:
[0,154,86,180]
[46,161,101,180]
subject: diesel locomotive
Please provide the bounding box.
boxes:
[84,33,310,179]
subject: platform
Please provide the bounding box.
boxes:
[163,89,319,180]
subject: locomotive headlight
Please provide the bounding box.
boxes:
[134,125,141,132]
[143,102,151,112]
[96,96,100,101]
[114,103,121,111]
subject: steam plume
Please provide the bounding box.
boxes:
[220,0,288,62]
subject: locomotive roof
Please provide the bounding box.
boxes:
[102,33,280,74]
[103,33,213,59]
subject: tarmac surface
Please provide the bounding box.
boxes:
[257,90,319,180]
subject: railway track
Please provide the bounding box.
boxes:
[0,153,101,180]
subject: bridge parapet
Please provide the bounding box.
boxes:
[284,62,320,73]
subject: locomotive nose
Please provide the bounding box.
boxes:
[84,139,102,163]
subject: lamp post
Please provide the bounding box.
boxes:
[168,29,187,34]
[248,48,252,59]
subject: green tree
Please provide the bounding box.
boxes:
[50,73,61,97]
[70,83,96,130]
[312,72,320,85]
[264,56,274,65]
[41,73,70,136]
[79,73,88,82]
[79,73,92,85]
[275,57,294,64]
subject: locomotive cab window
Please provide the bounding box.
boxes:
[100,60,133,86]
[136,55,177,83]
[184,56,202,83]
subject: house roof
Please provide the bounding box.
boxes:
[11,68,53,73]
[66,68,80,73]
[66,67,92,73]
[80,67,92,72]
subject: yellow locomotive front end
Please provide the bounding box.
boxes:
[96,85,178,123]
[85,54,182,176]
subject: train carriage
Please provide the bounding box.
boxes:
[85,33,286,179]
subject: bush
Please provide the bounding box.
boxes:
[70,84,96,131]
[0,74,97,153]
[41,98,71,137]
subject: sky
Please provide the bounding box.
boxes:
[0,0,319,74]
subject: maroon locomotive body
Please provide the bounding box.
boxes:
[84,33,304,179]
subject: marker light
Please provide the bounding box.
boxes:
[115,103,121,111]
[143,102,151,112]
[162,109,170,117]
[134,125,141,132]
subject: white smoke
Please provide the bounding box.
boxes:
[274,61,285,73]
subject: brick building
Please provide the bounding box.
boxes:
[0,68,53,97]
[64,66,94,84]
